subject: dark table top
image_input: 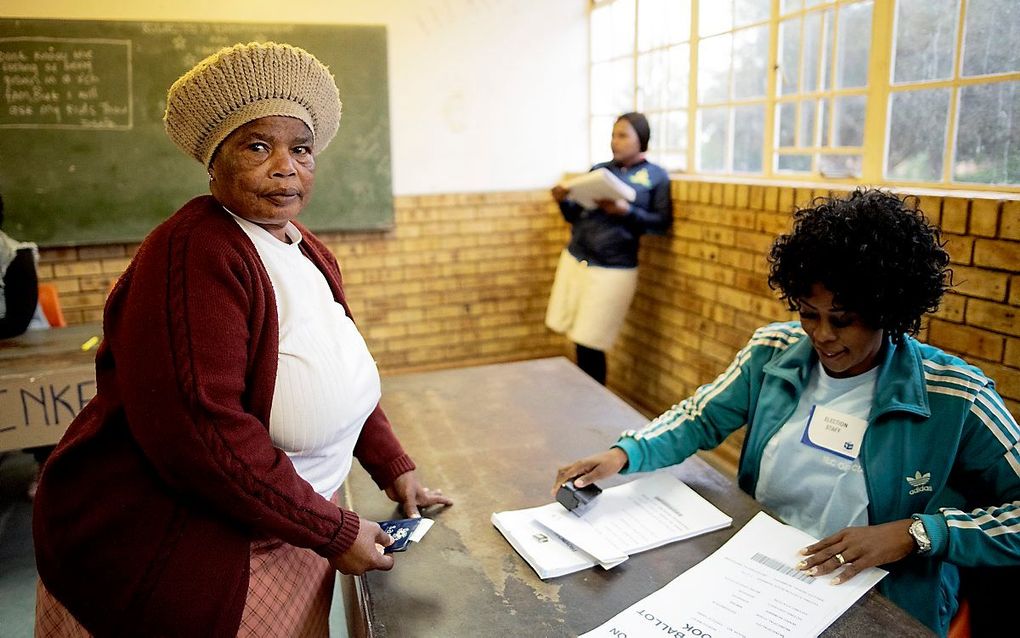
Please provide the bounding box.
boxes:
[342,357,933,638]
[0,323,101,371]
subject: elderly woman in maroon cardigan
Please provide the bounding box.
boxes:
[32,42,451,637]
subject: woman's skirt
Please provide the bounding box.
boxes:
[545,249,639,351]
[36,498,339,638]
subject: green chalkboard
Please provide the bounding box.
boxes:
[0,19,393,246]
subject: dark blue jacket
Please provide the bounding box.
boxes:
[561,159,672,268]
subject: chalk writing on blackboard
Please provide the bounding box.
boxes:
[0,36,132,129]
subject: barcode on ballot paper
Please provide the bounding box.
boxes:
[750,552,815,583]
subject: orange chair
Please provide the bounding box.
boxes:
[37,283,67,328]
[948,597,970,638]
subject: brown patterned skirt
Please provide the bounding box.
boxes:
[36,505,338,637]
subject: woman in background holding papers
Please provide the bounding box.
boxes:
[554,189,1020,636]
[546,112,672,384]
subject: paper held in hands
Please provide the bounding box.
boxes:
[491,473,732,579]
[581,511,888,638]
[559,168,638,210]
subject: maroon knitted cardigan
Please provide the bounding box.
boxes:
[33,196,415,636]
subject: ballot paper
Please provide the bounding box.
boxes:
[560,168,638,209]
[581,511,888,638]
[491,473,732,579]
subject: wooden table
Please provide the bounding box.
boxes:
[0,323,101,451]
[341,357,933,637]
[0,323,101,364]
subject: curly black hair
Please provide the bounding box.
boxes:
[767,188,952,342]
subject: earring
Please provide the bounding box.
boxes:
[208,172,215,181]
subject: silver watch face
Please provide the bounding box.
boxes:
[910,519,931,552]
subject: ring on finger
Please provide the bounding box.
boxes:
[834,552,846,566]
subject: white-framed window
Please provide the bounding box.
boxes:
[637,0,691,170]
[696,0,770,174]
[590,0,692,170]
[775,0,872,178]
[886,0,1020,186]
[591,0,637,163]
[588,0,1020,191]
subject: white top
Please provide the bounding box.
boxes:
[229,212,382,498]
[755,362,879,539]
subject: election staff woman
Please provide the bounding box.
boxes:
[546,112,672,385]
[33,42,450,637]
[554,189,1020,636]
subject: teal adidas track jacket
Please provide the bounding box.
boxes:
[615,322,1020,636]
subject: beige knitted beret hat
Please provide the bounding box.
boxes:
[163,42,342,166]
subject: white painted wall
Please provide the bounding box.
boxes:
[4,0,591,195]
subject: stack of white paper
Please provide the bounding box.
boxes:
[581,511,889,638]
[488,507,601,579]
[491,473,732,579]
[560,168,637,209]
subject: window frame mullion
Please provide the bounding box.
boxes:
[859,0,895,183]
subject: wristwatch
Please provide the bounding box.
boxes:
[908,516,932,555]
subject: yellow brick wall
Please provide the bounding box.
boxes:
[36,181,1019,474]
[36,190,570,372]
[610,180,1020,472]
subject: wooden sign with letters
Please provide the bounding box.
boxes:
[0,366,96,451]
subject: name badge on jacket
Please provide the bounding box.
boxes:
[801,405,868,461]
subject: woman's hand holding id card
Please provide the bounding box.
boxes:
[378,518,435,553]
